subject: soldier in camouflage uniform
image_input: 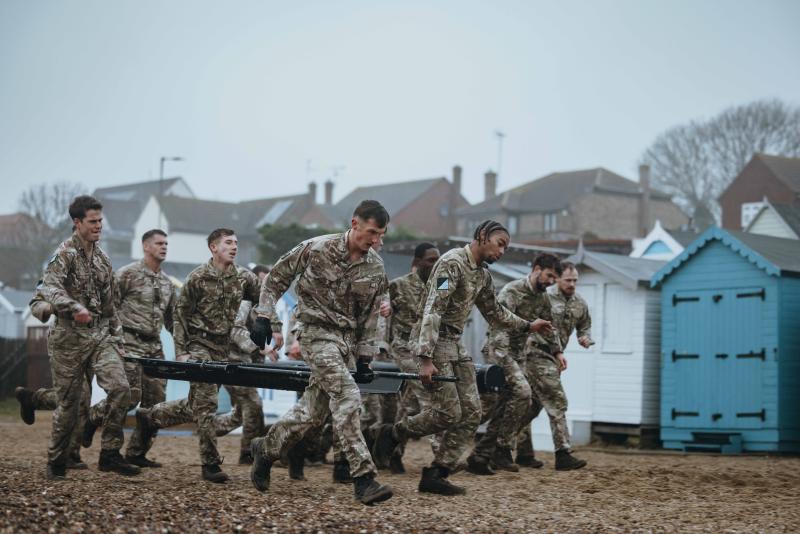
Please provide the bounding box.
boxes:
[134,229,261,483]
[378,242,440,474]
[16,289,91,469]
[38,195,139,480]
[81,229,176,468]
[466,254,562,474]
[516,260,589,471]
[250,200,394,505]
[374,221,541,495]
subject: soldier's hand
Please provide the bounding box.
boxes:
[379,300,392,318]
[530,319,553,333]
[176,353,191,362]
[250,317,272,349]
[418,358,438,385]
[272,332,284,350]
[287,341,302,360]
[556,352,568,372]
[73,307,92,324]
[578,336,594,349]
[261,347,279,363]
[355,359,375,383]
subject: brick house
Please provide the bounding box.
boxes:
[456,166,687,242]
[718,154,800,230]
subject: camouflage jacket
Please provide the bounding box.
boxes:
[174,261,260,355]
[388,271,426,341]
[115,260,176,340]
[486,277,562,359]
[39,233,121,338]
[256,232,387,357]
[413,245,530,359]
[548,288,592,349]
[230,299,259,355]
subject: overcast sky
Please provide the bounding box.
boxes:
[1,0,798,215]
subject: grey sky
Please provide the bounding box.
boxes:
[1,0,798,216]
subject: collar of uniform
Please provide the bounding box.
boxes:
[342,230,376,266]
[205,259,237,278]
[411,271,425,286]
[556,288,573,302]
[463,244,479,270]
[70,233,87,256]
[525,274,546,296]
[138,259,159,277]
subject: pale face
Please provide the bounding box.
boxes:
[350,216,387,254]
[210,234,238,266]
[143,234,168,263]
[73,209,103,243]
[558,267,579,296]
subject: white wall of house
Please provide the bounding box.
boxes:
[747,208,798,240]
[131,196,164,259]
[132,197,211,265]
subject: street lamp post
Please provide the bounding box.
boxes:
[158,156,184,228]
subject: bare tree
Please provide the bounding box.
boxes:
[14,181,88,285]
[641,99,800,223]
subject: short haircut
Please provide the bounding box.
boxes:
[207,228,236,248]
[141,229,167,243]
[413,242,437,259]
[533,253,563,276]
[252,264,270,276]
[353,200,390,228]
[69,195,103,221]
[560,261,578,274]
[473,220,509,243]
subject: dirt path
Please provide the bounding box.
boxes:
[1,413,798,532]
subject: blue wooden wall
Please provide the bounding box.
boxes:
[659,240,792,451]
[778,276,800,450]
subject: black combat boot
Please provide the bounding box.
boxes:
[46,462,66,481]
[82,418,98,448]
[371,423,401,469]
[15,387,35,425]
[125,454,163,468]
[66,452,88,470]
[238,449,254,465]
[353,474,393,505]
[98,449,141,476]
[250,438,272,492]
[555,449,587,471]
[202,463,230,483]
[491,447,520,472]
[389,452,406,474]
[418,465,466,495]
[332,460,352,483]
[466,454,496,476]
[287,443,306,481]
[516,454,544,468]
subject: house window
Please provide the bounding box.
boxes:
[508,215,518,236]
[544,212,558,232]
[741,201,764,228]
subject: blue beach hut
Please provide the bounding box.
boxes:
[651,227,800,453]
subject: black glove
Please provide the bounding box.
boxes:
[250,316,272,349]
[354,359,375,384]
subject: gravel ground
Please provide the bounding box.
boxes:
[1,412,799,533]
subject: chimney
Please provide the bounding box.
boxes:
[449,165,462,235]
[308,182,317,204]
[452,165,462,195]
[638,164,651,237]
[484,170,497,200]
[324,180,334,205]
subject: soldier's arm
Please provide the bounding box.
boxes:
[486,287,517,360]
[164,285,176,334]
[28,287,55,323]
[415,260,458,359]
[173,276,198,356]
[576,300,592,340]
[230,300,259,354]
[241,269,261,303]
[475,276,531,337]
[107,272,125,344]
[357,281,389,360]
[256,241,313,332]
[40,251,84,316]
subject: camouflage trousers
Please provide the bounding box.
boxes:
[88,333,167,458]
[253,325,376,478]
[32,378,92,460]
[211,349,265,453]
[471,351,531,461]
[47,324,130,465]
[518,352,570,452]
[398,338,481,470]
[391,340,429,457]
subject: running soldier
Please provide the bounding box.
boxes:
[38,195,139,480]
[249,200,394,505]
[81,229,176,468]
[373,220,542,495]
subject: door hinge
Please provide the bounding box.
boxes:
[672,408,699,419]
[736,349,766,361]
[736,289,765,300]
[673,295,700,306]
[672,351,699,362]
[736,409,765,421]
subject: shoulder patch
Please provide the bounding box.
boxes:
[436,277,449,291]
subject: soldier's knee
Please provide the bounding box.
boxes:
[437,402,462,428]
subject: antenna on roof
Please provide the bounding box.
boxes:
[494,130,505,181]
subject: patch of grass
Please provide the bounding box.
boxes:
[0,396,20,419]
